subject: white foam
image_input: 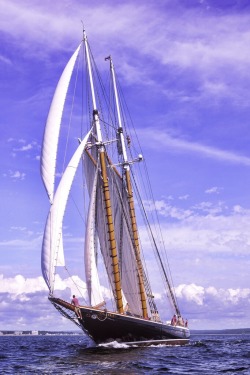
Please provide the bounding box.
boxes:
[98,340,130,349]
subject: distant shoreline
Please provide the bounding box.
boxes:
[0,331,82,336]
[191,328,250,335]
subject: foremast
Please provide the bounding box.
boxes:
[107,56,148,319]
[83,31,124,314]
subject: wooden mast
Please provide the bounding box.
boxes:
[83,31,124,314]
[108,56,148,319]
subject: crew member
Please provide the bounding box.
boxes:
[71,295,82,319]
[171,314,177,326]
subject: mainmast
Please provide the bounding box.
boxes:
[83,31,124,314]
[107,56,148,319]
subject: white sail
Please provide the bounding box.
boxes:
[57,232,65,267]
[108,166,143,315]
[41,44,81,203]
[84,150,143,316]
[41,129,92,292]
[84,165,104,306]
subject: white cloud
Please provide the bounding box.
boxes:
[144,199,193,220]
[192,201,225,215]
[233,205,248,214]
[0,1,151,57]
[0,274,47,295]
[0,274,87,301]
[0,54,12,65]
[140,128,250,166]
[10,226,34,237]
[0,274,249,331]
[178,195,189,200]
[140,198,250,260]
[13,140,39,152]
[205,187,222,194]
[16,144,32,151]
[6,170,26,181]
[144,198,228,219]
[176,283,250,308]
[176,283,205,305]
[0,235,41,250]
[11,226,28,231]
[1,0,250,110]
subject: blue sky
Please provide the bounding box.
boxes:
[1,0,250,332]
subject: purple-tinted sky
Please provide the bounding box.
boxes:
[0,0,250,332]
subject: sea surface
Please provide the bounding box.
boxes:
[0,332,249,374]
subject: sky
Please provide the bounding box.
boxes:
[0,0,250,333]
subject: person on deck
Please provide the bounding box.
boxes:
[71,295,82,319]
[124,303,132,316]
[177,315,184,326]
[71,295,80,306]
[171,314,177,326]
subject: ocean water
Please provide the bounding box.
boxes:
[0,333,249,374]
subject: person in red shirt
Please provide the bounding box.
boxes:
[71,295,80,306]
[71,295,82,318]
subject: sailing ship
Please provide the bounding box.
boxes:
[40,30,190,345]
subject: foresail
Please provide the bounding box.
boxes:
[41,129,92,292]
[41,44,81,203]
[84,166,104,306]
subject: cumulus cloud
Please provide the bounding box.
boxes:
[0,274,86,330]
[0,273,111,306]
[172,283,250,330]
[0,274,47,295]
[0,274,249,331]
[176,283,205,305]
[175,283,250,317]
[139,198,250,273]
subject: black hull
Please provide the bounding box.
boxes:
[50,297,190,345]
[79,307,190,344]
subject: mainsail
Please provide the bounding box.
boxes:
[84,149,145,316]
[41,45,81,203]
[41,129,92,292]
